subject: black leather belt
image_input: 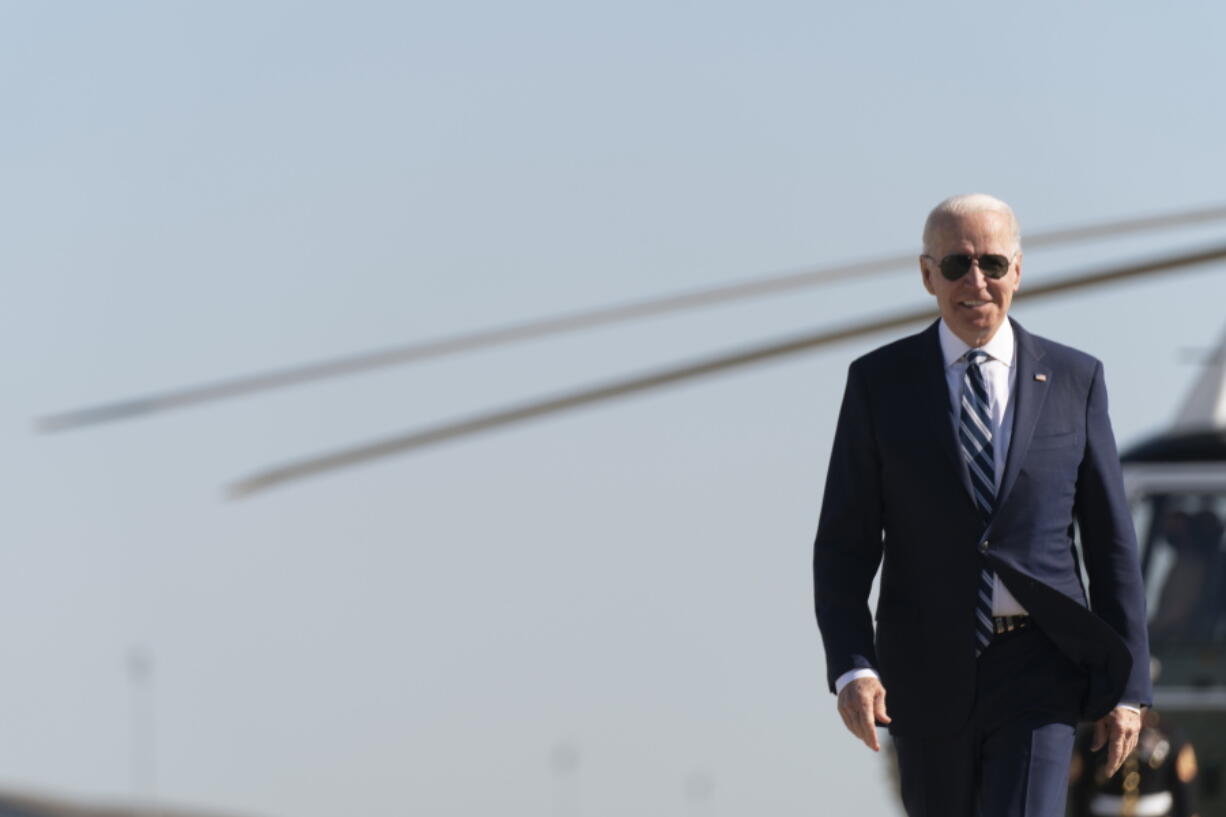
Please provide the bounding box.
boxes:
[992,615,1030,635]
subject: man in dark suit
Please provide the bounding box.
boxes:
[812,194,1151,816]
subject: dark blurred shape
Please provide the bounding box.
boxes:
[0,788,251,817]
[1149,504,1225,645]
[1068,710,1199,817]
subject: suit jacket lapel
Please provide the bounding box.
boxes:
[995,319,1050,513]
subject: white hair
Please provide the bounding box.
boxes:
[922,193,1021,254]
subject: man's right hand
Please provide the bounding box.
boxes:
[836,675,891,751]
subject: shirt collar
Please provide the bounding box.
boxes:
[938,318,1015,369]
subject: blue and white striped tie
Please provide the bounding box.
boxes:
[959,349,997,655]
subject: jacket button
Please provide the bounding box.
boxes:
[979,540,990,553]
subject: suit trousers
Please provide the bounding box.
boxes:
[892,624,1089,817]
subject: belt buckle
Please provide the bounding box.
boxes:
[993,615,1028,635]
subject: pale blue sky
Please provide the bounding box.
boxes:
[5,2,1226,816]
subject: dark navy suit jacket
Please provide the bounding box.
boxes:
[813,318,1152,736]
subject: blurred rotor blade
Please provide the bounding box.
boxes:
[228,241,1226,498]
[36,254,909,433]
[38,202,1226,433]
[1021,202,1226,248]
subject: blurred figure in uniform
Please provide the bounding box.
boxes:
[1069,708,1199,817]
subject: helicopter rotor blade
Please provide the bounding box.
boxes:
[38,202,1226,433]
[228,241,1226,499]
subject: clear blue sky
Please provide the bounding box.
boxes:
[5,3,1226,816]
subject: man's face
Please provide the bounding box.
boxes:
[921,210,1022,347]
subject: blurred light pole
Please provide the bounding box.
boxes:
[549,740,581,817]
[126,646,157,816]
[684,770,714,817]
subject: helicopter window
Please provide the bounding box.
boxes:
[1134,492,1226,649]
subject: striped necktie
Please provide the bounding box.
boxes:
[959,349,996,655]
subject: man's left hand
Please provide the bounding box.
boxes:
[1091,706,1142,777]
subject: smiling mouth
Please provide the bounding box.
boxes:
[959,300,990,308]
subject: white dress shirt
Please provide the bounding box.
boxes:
[937,318,1029,618]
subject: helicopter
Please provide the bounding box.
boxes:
[37,201,1226,815]
[1106,326,1226,814]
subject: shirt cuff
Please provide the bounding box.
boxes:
[835,668,879,695]
[1116,703,1143,713]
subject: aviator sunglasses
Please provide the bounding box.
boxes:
[922,252,1016,281]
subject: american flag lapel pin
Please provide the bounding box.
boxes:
[1035,373,1048,382]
